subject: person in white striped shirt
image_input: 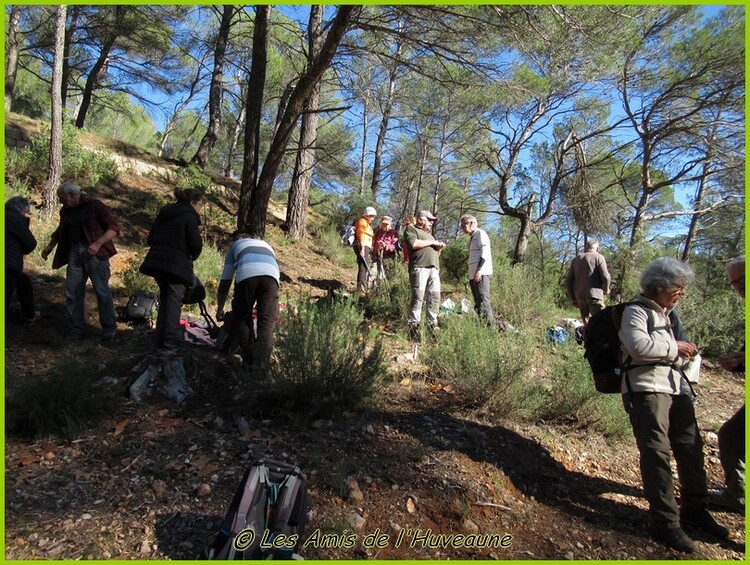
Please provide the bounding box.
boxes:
[216,233,280,373]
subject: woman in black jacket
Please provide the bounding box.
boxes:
[5,196,39,323]
[140,188,204,350]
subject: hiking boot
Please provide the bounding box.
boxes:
[708,488,745,515]
[650,526,696,553]
[680,509,729,540]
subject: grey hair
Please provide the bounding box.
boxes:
[726,256,745,272]
[460,214,477,226]
[6,196,31,215]
[585,240,599,252]
[640,257,694,296]
[58,181,81,196]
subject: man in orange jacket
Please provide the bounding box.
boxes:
[354,206,376,292]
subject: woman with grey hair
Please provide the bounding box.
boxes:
[5,196,40,323]
[619,257,727,552]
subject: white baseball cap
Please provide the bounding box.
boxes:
[364,206,377,217]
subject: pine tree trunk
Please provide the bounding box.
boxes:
[285,5,324,239]
[192,5,233,169]
[4,5,21,113]
[42,5,67,219]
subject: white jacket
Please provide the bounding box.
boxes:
[618,296,689,395]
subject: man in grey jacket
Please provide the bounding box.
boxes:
[566,239,610,324]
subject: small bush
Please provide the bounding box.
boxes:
[520,341,631,438]
[5,123,118,191]
[492,255,560,330]
[440,237,469,283]
[365,261,411,321]
[175,164,212,191]
[678,290,744,357]
[263,299,386,419]
[120,258,157,295]
[6,358,113,439]
[191,242,225,304]
[423,315,533,415]
[314,227,357,267]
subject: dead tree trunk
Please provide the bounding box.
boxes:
[129,351,194,404]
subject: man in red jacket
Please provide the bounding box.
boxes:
[42,182,121,343]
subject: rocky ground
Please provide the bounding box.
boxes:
[4,274,746,561]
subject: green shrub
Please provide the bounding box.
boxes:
[440,237,469,283]
[175,164,212,191]
[6,358,113,439]
[678,289,744,357]
[423,315,533,415]
[314,227,356,267]
[520,341,631,438]
[120,257,157,295]
[492,255,560,330]
[191,242,225,305]
[4,123,118,191]
[263,299,386,419]
[365,261,411,321]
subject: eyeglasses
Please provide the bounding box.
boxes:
[668,286,686,296]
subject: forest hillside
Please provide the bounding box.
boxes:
[3,113,746,560]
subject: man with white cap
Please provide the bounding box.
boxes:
[354,206,377,292]
[404,210,445,339]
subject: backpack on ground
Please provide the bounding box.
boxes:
[339,224,355,246]
[207,459,308,560]
[583,302,634,393]
[215,311,237,353]
[120,290,158,325]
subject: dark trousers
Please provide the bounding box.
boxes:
[469,275,494,325]
[625,392,708,530]
[233,276,279,368]
[6,268,35,319]
[718,404,745,497]
[355,245,371,291]
[154,276,186,349]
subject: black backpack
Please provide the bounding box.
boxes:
[207,459,308,560]
[583,302,635,393]
[121,290,158,325]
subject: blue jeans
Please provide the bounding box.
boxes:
[65,244,117,338]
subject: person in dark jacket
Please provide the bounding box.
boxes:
[139,188,204,350]
[41,182,121,342]
[5,196,39,323]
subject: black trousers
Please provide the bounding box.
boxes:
[154,276,187,350]
[355,245,371,291]
[625,392,708,530]
[233,276,279,368]
[6,268,36,319]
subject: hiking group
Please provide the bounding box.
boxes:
[5,184,745,555]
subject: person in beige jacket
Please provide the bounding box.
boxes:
[566,239,610,324]
[618,257,727,553]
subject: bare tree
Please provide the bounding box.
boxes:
[41,5,67,219]
[285,5,325,239]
